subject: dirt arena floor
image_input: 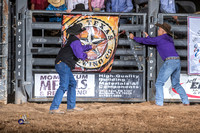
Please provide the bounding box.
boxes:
[0,102,200,133]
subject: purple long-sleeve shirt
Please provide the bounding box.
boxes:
[70,40,92,60]
[134,34,179,61]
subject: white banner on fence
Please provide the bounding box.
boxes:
[188,17,200,75]
[34,74,95,97]
[164,74,200,99]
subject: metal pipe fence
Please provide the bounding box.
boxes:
[13,8,148,103]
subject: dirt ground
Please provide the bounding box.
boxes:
[0,102,200,133]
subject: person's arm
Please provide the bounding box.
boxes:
[63,5,68,10]
[65,0,72,13]
[67,0,73,10]
[70,40,89,60]
[84,0,89,10]
[123,0,133,12]
[106,0,111,12]
[82,45,93,52]
[160,0,178,23]
[129,33,159,45]
[160,0,176,13]
[104,0,107,6]
[31,3,35,10]
[88,0,93,12]
[31,3,36,22]
[46,4,51,10]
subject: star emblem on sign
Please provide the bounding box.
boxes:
[80,27,107,59]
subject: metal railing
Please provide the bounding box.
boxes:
[16,10,147,102]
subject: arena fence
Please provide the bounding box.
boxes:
[5,0,200,104]
[15,5,147,103]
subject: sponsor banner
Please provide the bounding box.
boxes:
[97,73,143,99]
[62,15,119,72]
[34,73,144,100]
[188,17,200,75]
[34,73,95,97]
[164,74,200,99]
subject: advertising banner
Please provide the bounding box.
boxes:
[188,17,200,75]
[164,74,200,99]
[62,15,119,72]
[34,73,95,97]
[34,73,144,101]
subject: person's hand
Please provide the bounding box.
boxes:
[143,32,149,37]
[85,58,89,62]
[32,16,36,22]
[129,33,134,39]
[173,16,178,20]
[56,13,61,17]
[172,16,179,24]
[66,10,72,13]
[92,44,97,49]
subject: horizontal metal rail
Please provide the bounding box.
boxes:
[32,22,145,31]
[31,47,143,56]
[32,58,140,67]
[174,39,187,47]
[32,37,142,46]
[31,10,147,16]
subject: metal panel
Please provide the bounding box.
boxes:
[147,0,160,101]
[23,10,147,102]
[15,0,27,104]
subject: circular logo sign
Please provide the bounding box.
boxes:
[75,18,117,69]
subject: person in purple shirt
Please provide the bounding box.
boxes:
[49,23,96,114]
[129,23,189,106]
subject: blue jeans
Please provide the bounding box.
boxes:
[155,59,189,106]
[50,62,77,110]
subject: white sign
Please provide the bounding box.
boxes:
[34,74,95,97]
[164,74,200,99]
[188,17,200,75]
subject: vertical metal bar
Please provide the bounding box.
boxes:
[147,0,160,101]
[143,14,147,100]
[157,14,164,78]
[0,0,9,104]
[6,0,16,103]
[15,0,28,104]
[25,10,33,98]
[0,2,2,75]
[0,0,2,48]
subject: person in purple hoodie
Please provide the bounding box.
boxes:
[129,23,189,106]
[49,23,96,114]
